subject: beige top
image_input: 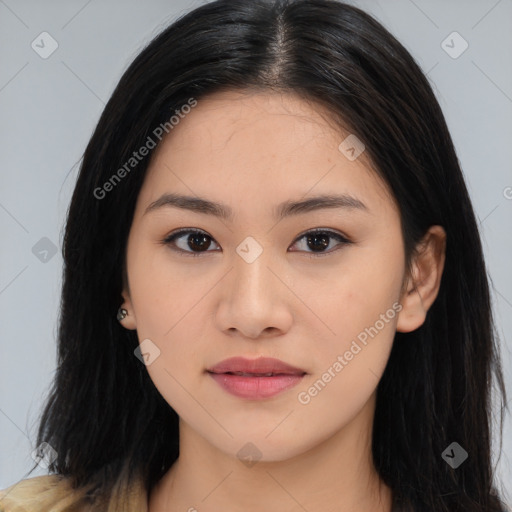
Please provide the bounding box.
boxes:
[3,475,510,511]
[0,474,149,512]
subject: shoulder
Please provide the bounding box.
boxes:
[0,474,89,512]
[0,472,149,512]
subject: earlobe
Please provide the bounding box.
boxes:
[396,225,446,333]
[118,289,137,330]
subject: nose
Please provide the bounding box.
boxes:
[214,247,294,340]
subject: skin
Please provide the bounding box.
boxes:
[119,89,446,512]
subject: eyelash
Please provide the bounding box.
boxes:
[160,228,352,258]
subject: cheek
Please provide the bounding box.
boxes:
[125,243,209,401]
[294,237,404,349]
[128,240,210,336]
[295,302,399,434]
[293,240,403,406]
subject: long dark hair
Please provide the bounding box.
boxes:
[32,0,507,510]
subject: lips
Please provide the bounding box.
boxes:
[207,356,306,376]
[207,357,306,399]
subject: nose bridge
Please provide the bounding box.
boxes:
[231,235,274,304]
[216,235,293,338]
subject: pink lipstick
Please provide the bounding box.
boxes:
[207,356,306,399]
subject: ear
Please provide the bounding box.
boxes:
[396,225,446,333]
[119,285,137,331]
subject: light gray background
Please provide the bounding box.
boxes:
[1,0,511,500]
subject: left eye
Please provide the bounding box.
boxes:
[161,228,351,258]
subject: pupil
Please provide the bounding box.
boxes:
[307,233,329,251]
[188,233,210,251]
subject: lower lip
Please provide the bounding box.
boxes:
[208,372,305,399]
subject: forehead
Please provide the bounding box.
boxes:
[137,89,396,219]
[158,89,349,156]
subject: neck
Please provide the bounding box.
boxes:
[149,395,392,512]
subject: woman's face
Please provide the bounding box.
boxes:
[121,90,413,462]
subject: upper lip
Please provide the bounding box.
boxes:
[207,357,306,376]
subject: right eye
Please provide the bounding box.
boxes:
[161,228,220,257]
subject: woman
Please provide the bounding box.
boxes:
[0,0,508,510]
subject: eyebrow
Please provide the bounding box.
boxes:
[143,192,368,222]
